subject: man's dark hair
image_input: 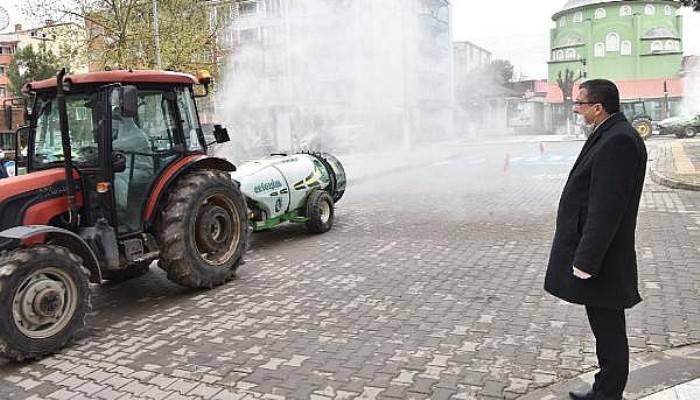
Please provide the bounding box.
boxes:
[580,79,620,114]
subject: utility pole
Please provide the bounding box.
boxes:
[663,79,669,119]
[153,0,162,68]
[400,0,413,151]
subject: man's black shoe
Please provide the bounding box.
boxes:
[569,389,597,400]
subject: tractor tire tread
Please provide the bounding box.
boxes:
[0,245,91,361]
[305,190,335,234]
[157,169,247,289]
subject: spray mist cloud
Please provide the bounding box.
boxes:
[215,0,453,162]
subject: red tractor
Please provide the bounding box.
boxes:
[0,69,248,360]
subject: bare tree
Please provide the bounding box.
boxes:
[556,68,583,132]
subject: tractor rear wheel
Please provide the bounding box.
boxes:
[305,190,335,233]
[632,119,652,140]
[0,245,90,361]
[157,169,248,289]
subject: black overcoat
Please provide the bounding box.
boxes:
[545,113,647,309]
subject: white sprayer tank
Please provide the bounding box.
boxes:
[231,154,334,220]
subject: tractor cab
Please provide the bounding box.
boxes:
[0,131,15,178]
[1,98,27,178]
[0,70,248,361]
[27,73,210,234]
[621,100,653,140]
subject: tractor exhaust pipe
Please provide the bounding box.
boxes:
[56,68,78,227]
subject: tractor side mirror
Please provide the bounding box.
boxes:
[213,125,230,144]
[120,86,138,119]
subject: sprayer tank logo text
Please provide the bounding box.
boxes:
[254,179,283,194]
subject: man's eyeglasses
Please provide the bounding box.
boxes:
[573,101,599,106]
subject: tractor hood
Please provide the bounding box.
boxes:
[0,169,72,204]
[0,168,82,231]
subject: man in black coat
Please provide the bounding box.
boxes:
[545,79,647,400]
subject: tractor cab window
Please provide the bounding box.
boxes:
[32,94,100,168]
[622,102,646,118]
[111,89,179,233]
[175,87,203,152]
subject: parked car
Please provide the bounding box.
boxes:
[658,113,700,138]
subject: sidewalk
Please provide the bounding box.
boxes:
[650,138,700,191]
[520,344,700,400]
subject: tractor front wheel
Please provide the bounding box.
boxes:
[157,169,248,289]
[0,245,90,361]
[685,127,698,138]
[632,119,652,140]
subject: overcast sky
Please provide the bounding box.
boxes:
[2,0,699,80]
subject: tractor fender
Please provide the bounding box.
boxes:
[143,155,237,227]
[0,225,102,283]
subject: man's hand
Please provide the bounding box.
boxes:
[573,266,592,279]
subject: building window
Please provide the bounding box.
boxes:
[0,86,6,98]
[651,40,663,52]
[573,12,583,23]
[645,5,655,15]
[620,5,632,16]
[674,41,681,51]
[240,28,259,43]
[556,50,564,60]
[595,8,606,19]
[664,40,675,51]
[606,32,620,52]
[263,25,283,46]
[264,0,281,17]
[239,1,258,16]
[665,5,673,16]
[0,65,5,76]
[565,49,576,59]
[559,16,566,27]
[209,7,217,30]
[621,40,632,55]
[594,42,605,57]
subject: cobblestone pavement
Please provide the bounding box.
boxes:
[1,139,698,400]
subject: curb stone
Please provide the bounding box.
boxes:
[648,141,700,191]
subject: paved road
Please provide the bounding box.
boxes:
[1,138,698,400]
